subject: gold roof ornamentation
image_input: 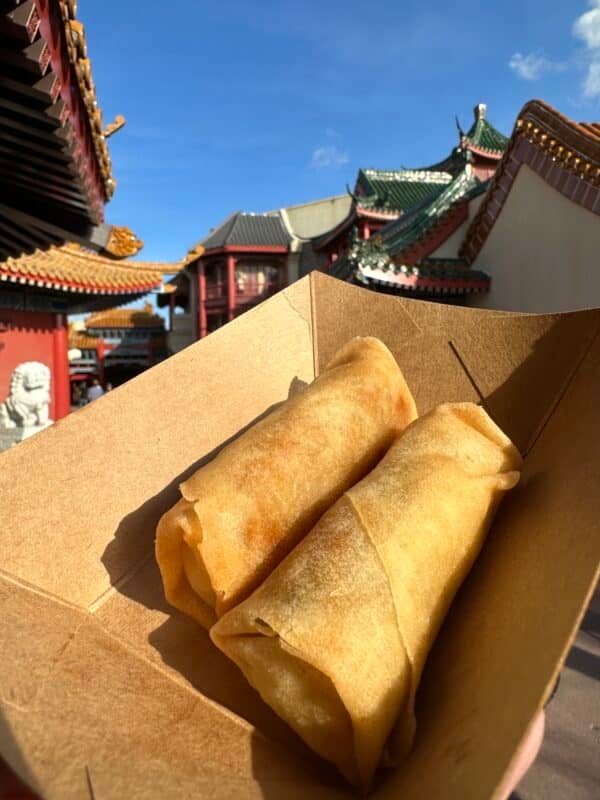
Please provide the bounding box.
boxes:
[85,303,165,330]
[58,0,119,198]
[104,226,144,259]
[184,243,206,264]
[103,115,126,139]
[68,330,101,350]
[0,244,178,295]
[461,99,600,264]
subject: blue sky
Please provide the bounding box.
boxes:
[83,0,600,266]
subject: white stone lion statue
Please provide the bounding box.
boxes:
[0,362,51,429]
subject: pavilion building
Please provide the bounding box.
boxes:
[334,100,599,309]
[159,196,351,351]
[0,242,173,425]
[313,104,508,275]
[73,303,168,387]
[0,1,178,448]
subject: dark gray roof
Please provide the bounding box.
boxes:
[201,212,292,250]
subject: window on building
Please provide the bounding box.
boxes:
[236,264,279,294]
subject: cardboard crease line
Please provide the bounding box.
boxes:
[87,549,156,614]
[524,322,600,457]
[446,341,487,406]
[0,569,84,613]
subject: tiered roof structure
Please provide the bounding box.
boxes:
[335,233,490,298]
[0,2,179,428]
[325,104,508,298]
[0,3,177,313]
[0,242,176,313]
[0,0,126,257]
[315,103,507,254]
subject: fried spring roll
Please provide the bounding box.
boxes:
[156,337,417,627]
[210,403,522,787]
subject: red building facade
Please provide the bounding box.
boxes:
[0,2,182,444]
[0,243,171,432]
[76,303,168,386]
[162,212,292,339]
[0,309,68,420]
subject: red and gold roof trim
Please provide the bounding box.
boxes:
[0,244,178,295]
[461,100,600,263]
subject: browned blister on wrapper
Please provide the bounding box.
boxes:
[211,403,522,788]
[155,336,417,627]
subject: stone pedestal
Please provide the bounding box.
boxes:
[0,423,52,453]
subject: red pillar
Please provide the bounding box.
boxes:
[97,339,105,385]
[198,262,207,339]
[52,313,70,420]
[364,223,371,240]
[227,255,236,322]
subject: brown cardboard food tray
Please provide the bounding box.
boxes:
[0,272,599,799]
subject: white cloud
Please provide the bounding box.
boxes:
[310,145,349,169]
[573,0,600,49]
[583,60,600,96]
[573,1,600,98]
[508,3,600,100]
[508,52,565,80]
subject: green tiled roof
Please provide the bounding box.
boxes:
[333,235,490,295]
[351,105,507,219]
[377,169,480,256]
[356,168,453,214]
[462,104,509,153]
[330,170,488,280]
[412,147,468,176]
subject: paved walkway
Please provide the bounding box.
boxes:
[515,588,600,799]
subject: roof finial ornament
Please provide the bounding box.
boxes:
[474,103,487,121]
[455,115,465,140]
[103,114,126,138]
[346,183,360,203]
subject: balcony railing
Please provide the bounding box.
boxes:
[237,280,279,299]
[205,282,227,300]
[204,281,280,302]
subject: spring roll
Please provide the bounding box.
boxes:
[156,337,417,628]
[210,403,522,787]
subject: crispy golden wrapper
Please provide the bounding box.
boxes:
[156,337,417,626]
[211,403,522,787]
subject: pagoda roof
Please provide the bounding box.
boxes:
[0,243,177,295]
[311,104,507,253]
[199,212,292,252]
[0,0,120,258]
[68,330,100,349]
[461,104,510,156]
[461,99,600,264]
[355,168,454,215]
[354,104,507,215]
[85,303,164,330]
[376,168,485,258]
[331,240,489,296]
